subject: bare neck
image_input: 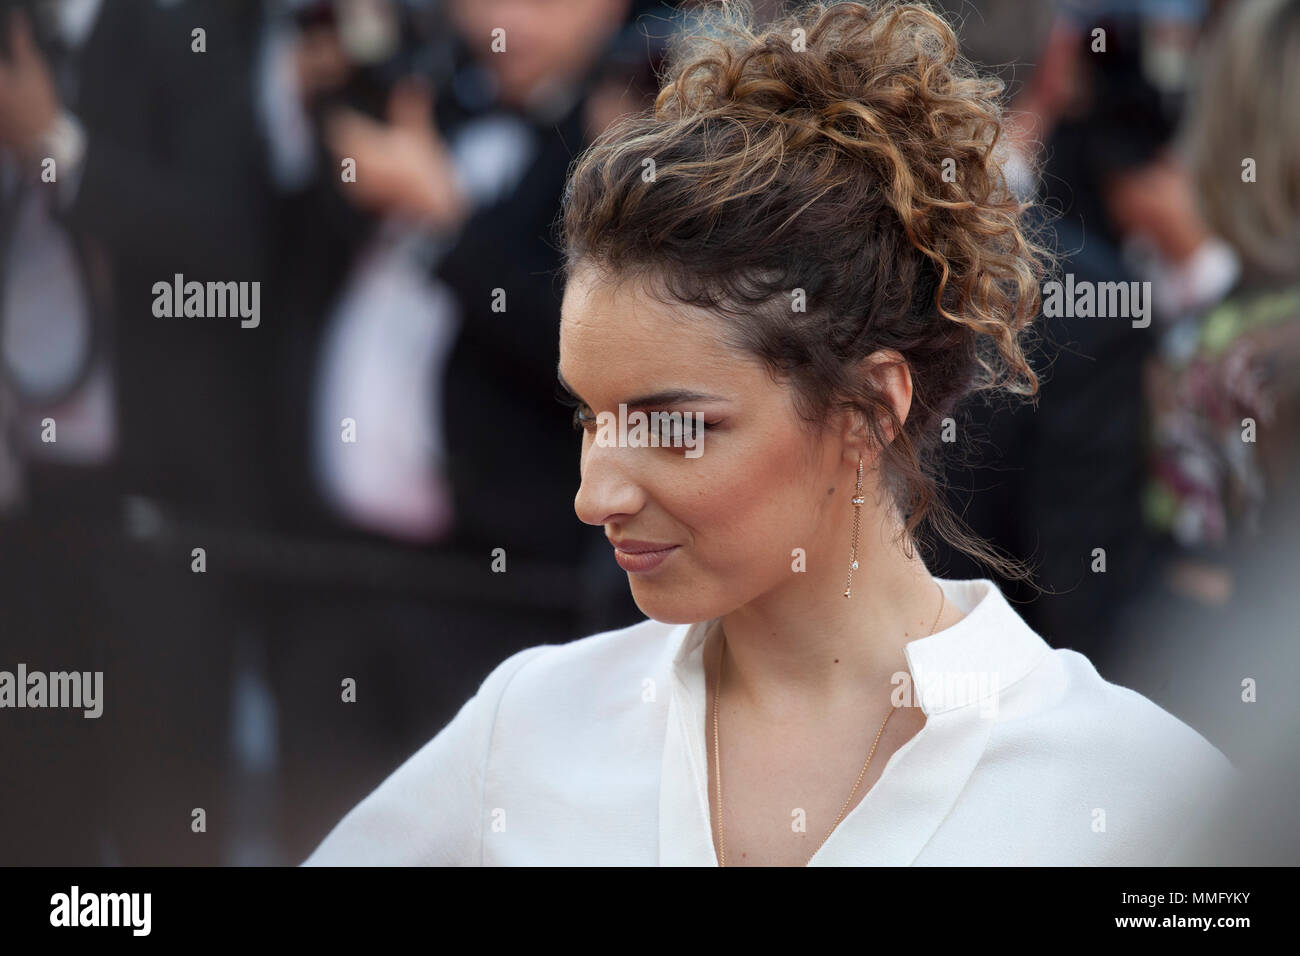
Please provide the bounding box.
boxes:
[704,518,962,723]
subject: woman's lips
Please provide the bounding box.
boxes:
[610,540,680,573]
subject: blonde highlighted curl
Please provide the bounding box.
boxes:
[561,0,1052,581]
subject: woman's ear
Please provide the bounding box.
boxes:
[849,350,913,448]
[837,350,913,466]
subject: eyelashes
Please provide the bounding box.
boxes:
[571,405,597,433]
[554,391,712,441]
[554,388,593,432]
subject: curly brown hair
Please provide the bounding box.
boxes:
[560,0,1050,581]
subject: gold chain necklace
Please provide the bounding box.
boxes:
[711,582,945,866]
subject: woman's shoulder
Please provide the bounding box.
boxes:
[925,644,1243,864]
[995,643,1239,804]
[299,617,681,865]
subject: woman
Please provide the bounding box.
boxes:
[303,0,1235,866]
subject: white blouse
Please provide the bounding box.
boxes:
[302,577,1239,865]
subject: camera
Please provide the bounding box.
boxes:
[291,0,452,120]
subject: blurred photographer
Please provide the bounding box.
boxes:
[256,0,677,860]
[1,0,274,865]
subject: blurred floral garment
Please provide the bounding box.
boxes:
[1144,285,1300,549]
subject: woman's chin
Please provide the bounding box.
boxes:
[626,584,717,626]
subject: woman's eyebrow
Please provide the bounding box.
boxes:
[556,367,727,407]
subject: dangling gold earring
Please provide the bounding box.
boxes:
[844,456,865,598]
[903,534,916,561]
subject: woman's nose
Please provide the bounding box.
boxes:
[573,438,644,527]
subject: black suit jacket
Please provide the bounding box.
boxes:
[932,212,1157,660]
[58,0,276,524]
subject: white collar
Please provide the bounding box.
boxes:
[656,577,1053,865]
[664,577,1049,715]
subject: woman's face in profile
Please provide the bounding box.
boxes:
[559,261,857,624]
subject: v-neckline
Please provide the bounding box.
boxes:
[656,579,1023,866]
[660,652,994,865]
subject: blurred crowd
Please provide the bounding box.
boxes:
[0,0,1296,865]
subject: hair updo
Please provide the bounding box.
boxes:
[560,0,1049,580]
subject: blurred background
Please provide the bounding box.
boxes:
[0,0,1295,865]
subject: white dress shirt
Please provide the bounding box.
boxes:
[302,577,1239,866]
